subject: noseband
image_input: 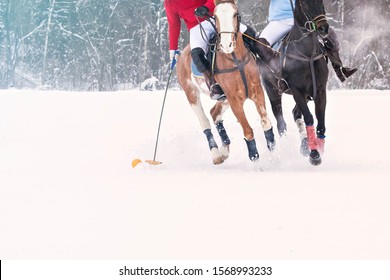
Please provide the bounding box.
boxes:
[304,14,327,32]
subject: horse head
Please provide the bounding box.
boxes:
[214,0,239,54]
[295,0,329,38]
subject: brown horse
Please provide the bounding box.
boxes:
[177,0,275,165]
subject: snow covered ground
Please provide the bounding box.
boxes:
[0,88,389,260]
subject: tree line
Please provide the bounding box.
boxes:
[0,0,389,91]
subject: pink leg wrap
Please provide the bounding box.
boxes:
[306,125,318,150]
[317,137,325,154]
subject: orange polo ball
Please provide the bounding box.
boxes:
[131,159,142,168]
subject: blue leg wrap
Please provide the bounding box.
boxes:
[204,129,218,150]
[216,121,231,145]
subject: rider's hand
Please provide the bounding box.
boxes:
[194,6,209,17]
[169,49,180,70]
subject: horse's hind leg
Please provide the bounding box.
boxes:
[264,79,287,136]
[293,104,310,156]
[210,100,231,160]
[177,45,226,165]
[261,66,287,136]
[181,77,225,165]
[190,97,225,165]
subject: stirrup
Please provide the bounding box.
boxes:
[210,84,226,101]
[277,78,290,95]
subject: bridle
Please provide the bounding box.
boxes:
[194,0,241,50]
[195,0,251,99]
[291,0,328,36]
[215,1,241,38]
[284,0,329,99]
[213,0,240,50]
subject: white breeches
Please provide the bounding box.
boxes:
[190,19,248,52]
[259,18,294,46]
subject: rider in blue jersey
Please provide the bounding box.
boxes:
[246,0,357,87]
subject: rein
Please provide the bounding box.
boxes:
[284,0,328,99]
[213,50,251,98]
[208,0,252,99]
[290,0,327,34]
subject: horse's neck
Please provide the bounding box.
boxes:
[230,33,247,57]
[289,26,317,54]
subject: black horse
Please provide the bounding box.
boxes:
[260,0,329,165]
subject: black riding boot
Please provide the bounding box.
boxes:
[243,27,289,94]
[328,50,358,82]
[203,70,226,101]
[190,47,226,101]
[324,28,358,82]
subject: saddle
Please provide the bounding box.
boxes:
[191,34,218,77]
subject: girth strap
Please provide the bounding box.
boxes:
[213,51,251,99]
[284,35,325,99]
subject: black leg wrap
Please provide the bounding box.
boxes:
[191,47,210,73]
[244,138,259,161]
[204,129,218,150]
[264,128,276,151]
[316,127,326,139]
[216,121,231,145]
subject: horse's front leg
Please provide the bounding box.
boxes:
[210,99,231,160]
[314,91,327,155]
[229,97,259,161]
[252,89,276,151]
[292,94,322,165]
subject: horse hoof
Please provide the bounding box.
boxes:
[300,138,310,157]
[249,153,259,162]
[220,145,230,160]
[213,157,225,165]
[309,150,322,166]
[267,141,276,151]
[211,147,224,165]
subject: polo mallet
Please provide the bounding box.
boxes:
[145,52,179,165]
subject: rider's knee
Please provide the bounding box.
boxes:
[191,47,210,73]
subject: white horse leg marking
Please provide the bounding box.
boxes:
[258,106,272,131]
[187,77,211,131]
[214,100,230,124]
[187,77,224,164]
[296,118,307,140]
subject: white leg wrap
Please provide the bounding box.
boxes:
[296,118,307,140]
